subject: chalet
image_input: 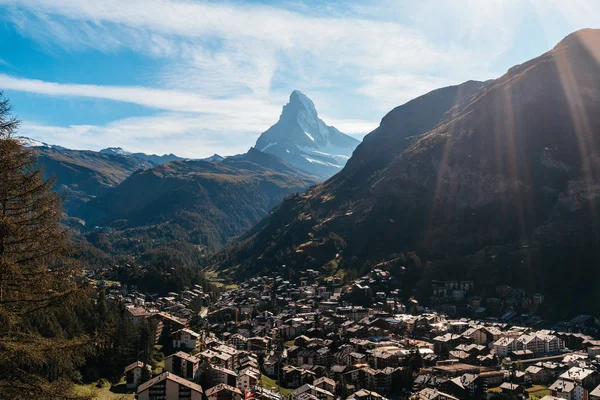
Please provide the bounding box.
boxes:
[499,382,526,397]
[559,367,598,387]
[247,337,269,355]
[549,379,587,400]
[313,377,336,394]
[228,334,248,350]
[172,328,200,350]
[479,371,504,390]
[214,344,238,367]
[137,372,203,400]
[283,366,304,388]
[237,367,260,391]
[346,389,388,400]
[525,365,549,384]
[124,361,152,389]
[290,383,335,400]
[212,365,238,387]
[206,383,243,400]
[432,334,464,354]
[263,358,281,377]
[492,337,517,358]
[150,312,187,342]
[164,351,200,380]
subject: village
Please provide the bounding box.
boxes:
[97,267,600,400]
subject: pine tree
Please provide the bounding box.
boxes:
[0,93,91,399]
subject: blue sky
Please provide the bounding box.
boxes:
[0,0,599,157]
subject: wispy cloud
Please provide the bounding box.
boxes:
[1,73,378,155]
[20,116,262,157]
[0,73,281,117]
[2,0,599,156]
[0,0,480,101]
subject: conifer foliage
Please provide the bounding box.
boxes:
[0,92,91,399]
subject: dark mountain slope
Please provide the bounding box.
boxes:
[212,29,600,317]
[327,79,488,193]
[85,150,318,252]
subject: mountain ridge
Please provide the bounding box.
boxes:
[100,147,183,165]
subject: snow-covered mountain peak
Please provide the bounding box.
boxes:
[254,91,360,179]
[286,90,317,115]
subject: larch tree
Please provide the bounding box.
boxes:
[0,92,92,399]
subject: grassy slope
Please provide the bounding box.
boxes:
[73,381,134,400]
[261,374,293,398]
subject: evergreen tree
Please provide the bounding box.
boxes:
[0,93,91,399]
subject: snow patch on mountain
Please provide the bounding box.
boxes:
[304,156,343,168]
[100,147,130,156]
[261,142,277,152]
[17,136,53,148]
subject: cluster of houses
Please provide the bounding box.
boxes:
[430,280,546,323]
[111,271,600,400]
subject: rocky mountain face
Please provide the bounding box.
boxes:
[83,147,318,252]
[255,90,360,178]
[212,29,600,318]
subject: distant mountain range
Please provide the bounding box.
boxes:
[99,147,183,165]
[211,29,600,319]
[18,90,357,233]
[82,147,317,252]
[19,139,156,217]
[255,90,360,178]
[17,129,320,257]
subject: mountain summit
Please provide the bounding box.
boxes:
[255,90,360,178]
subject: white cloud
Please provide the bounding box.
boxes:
[0,73,281,117]
[21,115,262,158]
[0,0,480,103]
[322,117,378,135]
[358,74,459,111]
[3,0,598,156]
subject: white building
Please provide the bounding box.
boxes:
[172,328,200,350]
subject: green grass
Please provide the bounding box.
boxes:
[261,374,292,398]
[73,380,135,400]
[527,385,550,400]
[152,345,165,375]
[204,269,238,289]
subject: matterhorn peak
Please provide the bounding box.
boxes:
[254,90,360,179]
[281,90,319,122]
[288,90,316,110]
